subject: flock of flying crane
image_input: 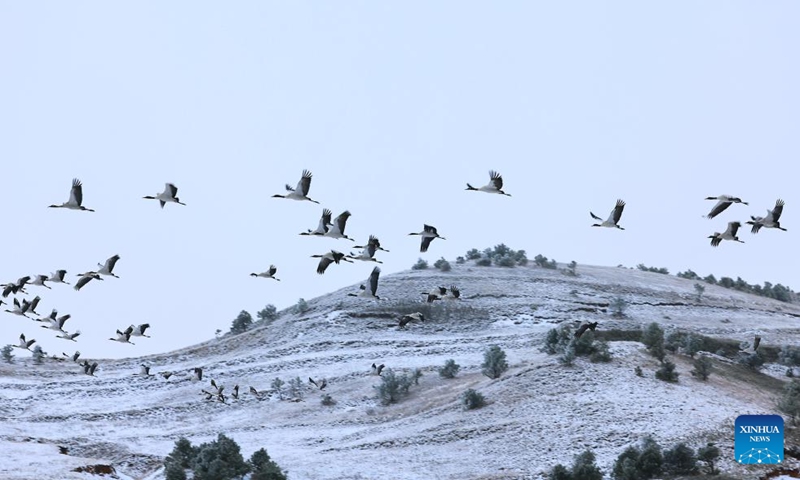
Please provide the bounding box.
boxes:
[1,171,789,395]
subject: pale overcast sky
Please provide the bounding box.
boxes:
[1,2,797,360]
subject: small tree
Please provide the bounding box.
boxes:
[164,437,196,480]
[375,368,414,405]
[293,298,310,314]
[461,389,486,410]
[455,256,465,264]
[32,345,45,365]
[475,255,492,267]
[230,310,254,335]
[548,464,572,480]
[288,376,304,400]
[411,258,429,270]
[439,359,461,379]
[777,380,800,425]
[1,345,14,364]
[570,449,603,480]
[433,257,451,272]
[214,329,222,338]
[691,355,713,381]
[655,360,679,383]
[257,304,278,323]
[663,442,697,476]
[634,366,643,377]
[682,334,703,358]
[564,261,578,277]
[248,447,287,480]
[481,345,509,379]
[610,297,628,318]
[271,378,285,400]
[465,248,482,260]
[192,433,250,480]
[694,283,706,301]
[637,436,664,479]
[696,443,720,475]
[641,323,664,349]
[612,445,641,480]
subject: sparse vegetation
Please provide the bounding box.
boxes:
[634,366,643,377]
[433,257,451,272]
[455,256,465,264]
[563,260,578,277]
[694,283,705,301]
[663,442,697,476]
[691,355,714,381]
[293,298,310,314]
[321,394,336,406]
[637,264,669,275]
[642,323,666,362]
[163,435,286,480]
[696,443,720,475]
[655,360,679,383]
[287,376,304,400]
[481,345,509,379]
[257,304,278,323]
[270,378,285,400]
[229,310,253,335]
[1,345,13,364]
[737,352,764,371]
[32,345,46,365]
[549,449,603,480]
[610,297,628,318]
[534,254,557,269]
[543,325,612,364]
[677,270,797,303]
[779,345,800,366]
[559,344,576,366]
[411,258,429,270]
[468,244,528,268]
[460,389,486,410]
[375,368,417,405]
[777,380,800,425]
[439,359,460,379]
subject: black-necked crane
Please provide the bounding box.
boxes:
[323,210,354,241]
[13,333,35,350]
[30,275,52,289]
[74,272,104,291]
[82,361,98,376]
[309,377,327,390]
[47,270,70,285]
[191,367,203,382]
[1,284,18,298]
[249,386,262,398]
[250,265,280,281]
[311,250,353,275]
[56,330,80,342]
[347,266,381,300]
[129,323,151,338]
[346,243,383,264]
[143,183,186,208]
[397,312,425,328]
[574,322,599,339]
[231,385,239,400]
[160,371,174,380]
[354,234,389,253]
[137,364,154,376]
[422,286,447,303]
[272,169,319,204]
[371,363,385,376]
[466,170,511,196]
[590,199,626,230]
[97,255,121,278]
[746,199,787,234]
[409,224,446,253]
[109,327,135,344]
[41,313,70,333]
[442,285,461,301]
[741,334,761,354]
[705,195,748,219]
[5,298,30,318]
[300,209,333,236]
[36,308,58,324]
[709,221,745,247]
[49,178,95,212]
[22,296,41,316]
[62,351,81,363]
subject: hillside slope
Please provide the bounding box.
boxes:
[1,263,799,480]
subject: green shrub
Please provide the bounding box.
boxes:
[375,369,415,405]
[461,389,486,410]
[192,434,250,480]
[433,257,451,272]
[230,310,254,335]
[439,359,460,379]
[691,355,713,381]
[481,345,509,379]
[249,448,287,480]
[655,360,679,383]
[411,258,428,270]
[663,442,697,476]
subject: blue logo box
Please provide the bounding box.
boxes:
[735,414,784,464]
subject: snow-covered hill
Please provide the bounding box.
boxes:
[1,262,799,480]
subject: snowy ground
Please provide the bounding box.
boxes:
[1,263,798,480]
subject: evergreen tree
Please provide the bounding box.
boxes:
[1,345,14,364]
[192,434,250,480]
[229,310,253,335]
[481,345,509,379]
[32,345,46,365]
[293,298,310,314]
[691,355,713,381]
[777,380,800,425]
[249,447,287,480]
[636,436,663,479]
[662,442,697,475]
[696,443,720,475]
[257,305,278,323]
[438,359,460,379]
[655,360,679,383]
[570,449,603,480]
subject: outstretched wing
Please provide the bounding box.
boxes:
[489,170,503,190]
[423,224,438,235]
[70,178,84,206]
[317,257,334,274]
[729,221,741,237]
[298,170,313,196]
[772,199,785,222]
[166,183,178,198]
[612,199,625,224]
[706,200,731,219]
[589,211,603,221]
[420,236,434,252]
[369,267,381,295]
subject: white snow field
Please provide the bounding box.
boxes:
[1,263,798,479]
